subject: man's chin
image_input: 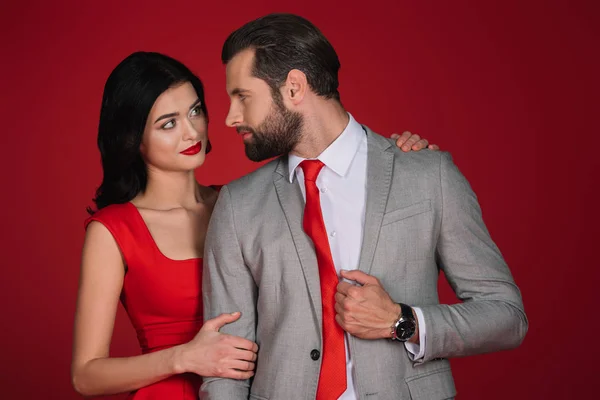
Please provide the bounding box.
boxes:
[244,146,277,162]
[244,145,262,162]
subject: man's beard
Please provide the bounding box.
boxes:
[239,98,303,162]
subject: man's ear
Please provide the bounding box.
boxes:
[284,69,308,105]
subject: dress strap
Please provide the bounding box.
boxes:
[84,203,146,268]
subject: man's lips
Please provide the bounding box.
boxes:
[238,130,253,141]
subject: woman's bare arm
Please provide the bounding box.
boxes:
[71,221,257,396]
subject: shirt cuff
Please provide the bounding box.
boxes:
[404,307,426,360]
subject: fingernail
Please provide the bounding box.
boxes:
[403,146,409,151]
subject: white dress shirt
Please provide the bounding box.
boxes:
[288,113,427,400]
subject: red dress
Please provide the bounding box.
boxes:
[85,201,206,399]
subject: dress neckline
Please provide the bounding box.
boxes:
[126,202,201,263]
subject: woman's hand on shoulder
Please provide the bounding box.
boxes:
[390,131,440,151]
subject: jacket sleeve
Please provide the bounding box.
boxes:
[199,185,256,399]
[417,152,528,363]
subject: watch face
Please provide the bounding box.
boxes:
[395,319,416,340]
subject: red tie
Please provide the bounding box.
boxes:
[300,160,347,400]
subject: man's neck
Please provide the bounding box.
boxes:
[291,100,349,159]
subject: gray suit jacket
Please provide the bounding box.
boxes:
[201,127,528,400]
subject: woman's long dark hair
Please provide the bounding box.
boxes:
[88,52,210,214]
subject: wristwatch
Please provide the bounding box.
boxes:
[390,303,417,342]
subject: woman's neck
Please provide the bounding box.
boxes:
[135,169,203,210]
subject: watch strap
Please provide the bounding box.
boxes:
[399,303,413,320]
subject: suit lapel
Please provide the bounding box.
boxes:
[273,158,323,327]
[357,128,394,275]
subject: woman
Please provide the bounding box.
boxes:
[71,51,436,399]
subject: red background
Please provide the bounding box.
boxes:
[1,0,598,398]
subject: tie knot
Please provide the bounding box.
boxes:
[299,160,325,182]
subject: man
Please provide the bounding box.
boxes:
[201,13,527,400]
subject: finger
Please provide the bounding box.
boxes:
[412,138,429,150]
[222,369,254,380]
[337,280,354,295]
[231,348,258,362]
[395,131,412,148]
[340,270,380,286]
[336,293,355,312]
[228,359,256,371]
[334,292,346,304]
[334,301,344,315]
[428,144,440,151]
[226,336,258,352]
[335,314,348,331]
[203,312,241,331]
[402,134,421,152]
[390,133,400,139]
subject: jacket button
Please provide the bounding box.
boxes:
[310,349,320,360]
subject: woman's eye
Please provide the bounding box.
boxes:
[162,119,175,129]
[190,106,202,116]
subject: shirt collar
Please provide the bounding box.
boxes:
[288,113,364,183]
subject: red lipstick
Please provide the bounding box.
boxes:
[180,142,202,155]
